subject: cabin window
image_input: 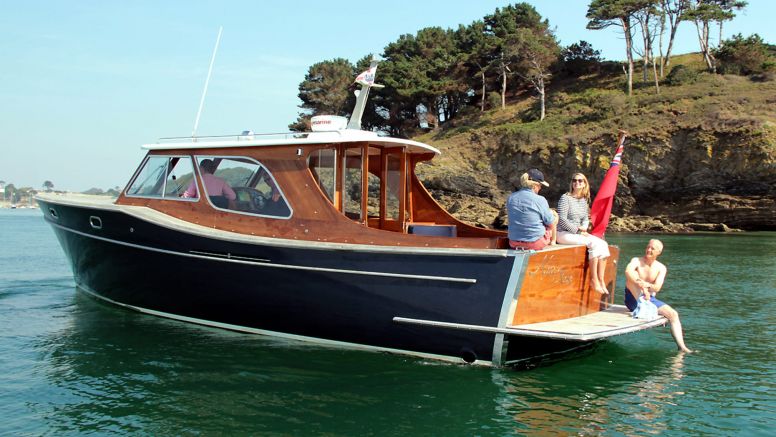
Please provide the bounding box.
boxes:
[366,172,380,217]
[194,156,291,218]
[343,148,363,220]
[366,146,381,219]
[306,145,409,230]
[126,155,198,201]
[164,157,197,198]
[385,153,402,220]
[309,148,336,202]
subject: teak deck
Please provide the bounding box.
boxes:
[508,305,667,341]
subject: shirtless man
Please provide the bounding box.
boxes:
[624,239,692,353]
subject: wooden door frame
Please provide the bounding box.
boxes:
[379,146,407,232]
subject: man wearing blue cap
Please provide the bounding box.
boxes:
[506,168,557,250]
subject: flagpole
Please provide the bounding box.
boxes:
[589,130,628,238]
[616,129,628,147]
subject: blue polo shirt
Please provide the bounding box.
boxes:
[507,188,554,242]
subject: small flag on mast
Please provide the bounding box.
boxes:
[355,65,377,86]
[589,131,627,238]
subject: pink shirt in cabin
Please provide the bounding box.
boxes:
[183,173,236,200]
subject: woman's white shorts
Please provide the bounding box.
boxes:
[556,231,611,259]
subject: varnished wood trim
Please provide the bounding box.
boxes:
[398,148,407,231]
[336,144,344,212]
[113,146,507,249]
[379,149,387,228]
[512,245,620,325]
[39,192,513,254]
[408,160,506,240]
[360,143,368,224]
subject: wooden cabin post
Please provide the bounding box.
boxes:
[379,149,387,229]
[406,156,417,227]
[335,144,344,212]
[360,143,369,225]
[398,148,407,232]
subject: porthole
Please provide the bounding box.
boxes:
[89,216,103,230]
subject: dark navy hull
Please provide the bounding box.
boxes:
[39,198,539,364]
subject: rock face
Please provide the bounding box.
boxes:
[417,121,776,232]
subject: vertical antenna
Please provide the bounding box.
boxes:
[192,26,223,138]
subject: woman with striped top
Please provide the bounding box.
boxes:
[556,173,611,295]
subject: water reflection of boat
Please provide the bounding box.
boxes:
[40,292,512,434]
[35,62,665,366]
[491,344,687,432]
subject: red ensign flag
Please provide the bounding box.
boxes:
[589,131,627,238]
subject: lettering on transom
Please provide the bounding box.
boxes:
[528,254,573,286]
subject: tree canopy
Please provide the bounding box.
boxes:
[562,41,603,76]
[289,1,755,136]
[715,33,775,75]
[289,58,357,131]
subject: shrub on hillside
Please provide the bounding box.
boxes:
[714,33,775,75]
[583,90,627,121]
[560,41,603,77]
[599,60,625,74]
[455,104,479,119]
[519,105,541,122]
[750,70,775,82]
[666,65,700,85]
[487,91,502,110]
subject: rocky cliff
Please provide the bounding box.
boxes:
[415,68,776,232]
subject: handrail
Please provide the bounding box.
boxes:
[156,131,316,143]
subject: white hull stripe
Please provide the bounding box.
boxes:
[50,221,477,284]
[76,284,492,367]
[37,193,510,258]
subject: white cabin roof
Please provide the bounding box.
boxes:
[142,129,441,155]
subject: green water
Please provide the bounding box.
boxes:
[1,209,774,435]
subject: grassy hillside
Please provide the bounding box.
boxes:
[413,53,776,231]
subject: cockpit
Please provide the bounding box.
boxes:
[125,154,292,219]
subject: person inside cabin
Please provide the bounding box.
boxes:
[260,175,290,217]
[182,159,237,209]
[556,172,611,295]
[624,239,692,353]
[506,168,558,250]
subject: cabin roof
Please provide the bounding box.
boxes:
[142,129,441,155]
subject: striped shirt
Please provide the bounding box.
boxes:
[557,193,589,234]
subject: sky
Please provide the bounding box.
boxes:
[1,0,774,192]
